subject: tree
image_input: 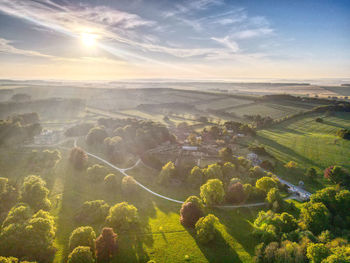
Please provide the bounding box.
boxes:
[306,167,318,180]
[300,202,330,234]
[222,162,236,181]
[69,147,88,170]
[1,203,32,228]
[256,176,277,193]
[195,214,218,244]
[249,166,265,178]
[121,176,138,195]
[104,174,120,191]
[11,93,31,102]
[219,147,233,162]
[179,202,203,228]
[200,179,225,206]
[86,164,109,182]
[284,161,298,169]
[158,161,175,185]
[95,228,118,263]
[202,164,223,181]
[184,196,204,211]
[67,246,95,263]
[336,128,350,140]
[75,200,109,224]
[86,126,108,145]
[260,160,274,171]
[106,202,138,232]
[307,243,330,263]
[69,226,96,254]
[0,178,18,220]
[188,166,203,186]
[266,188,283,210]
[20,175,51,211]
[226,182,245,204]
[324,166,349,185]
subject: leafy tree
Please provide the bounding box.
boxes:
[300,202,330,234]
[2,203,32,228]
[195,214,218,244]
[0,178,18,222]
[67,246,95,263]
[188,166,203,186]
[104,174,120,191]
[324,166,349,185]
[184,196,204,211]
[249,166,265,179]
[202,164,223,181]
[106,202,139,232]
[86,126,108,145]
[219,147,232,162]
[158,161,175,185]
[260,160,274,171]
[95,228,118,263]
[69,147,88,170]
[306,167,318,180]
[284,161,298,169]
[69,226,96,254]
[226,182,245,204]
[266,188,283,210]
[179,202,203,228]
[255,176,277,193]
[222,162,237,181]
[121,176,138,195]
[307,243,330,263]
[0,257,20,263]
[200,179,225,206]
[86,164,109,182]
[20,175,51,211]
[336,128,350,140]
[75,200,109,224]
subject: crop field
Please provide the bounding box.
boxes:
[196,97,253,111]
[257,112,350,190]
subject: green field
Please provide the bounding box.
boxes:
[257,112,350,191]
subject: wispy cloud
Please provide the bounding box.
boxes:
[211,36,239,52]
[0,38,53,58]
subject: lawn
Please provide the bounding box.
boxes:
[45,151,260,263]
[257,112,350,191]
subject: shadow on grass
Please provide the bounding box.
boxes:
[186,226,243,263]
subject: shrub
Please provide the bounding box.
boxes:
[86,164,109,182]
[106,202,139,232]
[121,176,138,195]
[315,117,324,123]
[195,214,218,244]
[75,200,109,224]
[95,228,118,263]
[200,179,225,206]
[69,147,88,170]
[256,176,277,193]
[69,226,96,253]
[104,173,120,190]
[226,182,245,204]
[179,201,203,228]
[284,161,298,169]
[336,128,350,140]
[20,175,51,211]
[67,246,95,263]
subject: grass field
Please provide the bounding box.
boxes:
[257,112,350,191]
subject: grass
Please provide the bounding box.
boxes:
[257,112,350,191]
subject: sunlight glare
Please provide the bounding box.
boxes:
[81,32,98,48]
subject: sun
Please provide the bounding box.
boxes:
[81,32,98,48]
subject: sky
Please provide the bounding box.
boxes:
[0,0,349,80]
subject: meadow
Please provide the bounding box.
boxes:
[257,112,350,191]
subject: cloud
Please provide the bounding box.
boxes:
[233,28,274,39]
[211,36,239,52]
[0,38,53,58]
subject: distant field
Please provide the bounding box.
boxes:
[321,86,350,96]
[229,100,320,119]
[257,112,350,191]
[196,97,252,111]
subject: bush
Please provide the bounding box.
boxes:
[67,246,95,263]
[69,147,88,170]
[336,128,350,140]
[179,202,203,228]
[104,173,120,190]
[195,214,218,244]
[121,176,138,195]
[315,117,324,123]
[69,226,96,254]
[86,164,109,182]
[256,177,278,193]
[106,202,139,232]
[75,200,109,224]
[200,179,225,206]
[95,228,118,263]
[284,161,298,169]
[20,175,51,211]
[226,182,245,204]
